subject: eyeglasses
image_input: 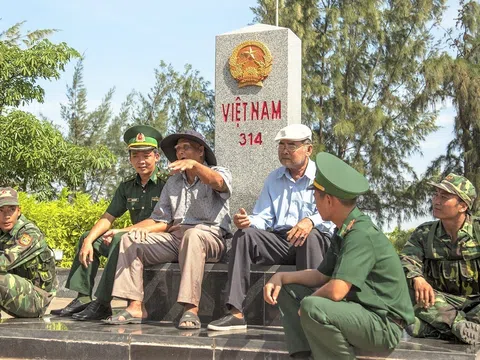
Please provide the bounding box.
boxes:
[174,144,198,152]
[277,142,308,152]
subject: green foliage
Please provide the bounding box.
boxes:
[0,110,116,198]
[58,60,214,199]
[387,227,414,253]
[0,21,80,111]
[18,190,131,268]
[425,0,480,211]
[252,0,446,225]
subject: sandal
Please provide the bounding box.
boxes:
[177,310,201,329]
[102,310,147,325]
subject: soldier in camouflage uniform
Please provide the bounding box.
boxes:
[400,173,480,344]
[0,187,56,318]
[50,125,164,321]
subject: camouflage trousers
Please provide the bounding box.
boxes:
[0,273,52,318]
[409,288,480,339]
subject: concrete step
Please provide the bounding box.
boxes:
[57,263,295,326]
[0,315,477,360]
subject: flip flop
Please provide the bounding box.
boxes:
[177,310,201,329]
[102,310,146,325]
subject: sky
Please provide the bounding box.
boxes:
[2,0,461,230]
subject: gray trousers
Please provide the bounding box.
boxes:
[112,224,225,307]
[224,227,330,312]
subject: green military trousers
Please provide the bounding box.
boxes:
[0,273,52,318]
[65,231,125,303]
[277,284,402,360]
[410,289,480,338]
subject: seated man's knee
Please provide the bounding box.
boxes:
[111,232,125,245]
[232,227,257,246]
[300,296,329,324]
[182,228,204,244]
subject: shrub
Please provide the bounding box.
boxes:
[19,189,131,268]
[387,227,414,253]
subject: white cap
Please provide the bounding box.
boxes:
[274,124,312,142]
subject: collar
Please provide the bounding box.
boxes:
[135,167,160,186]
[438,215,474,241]
[337,207,362,238]
[277,159,316,180]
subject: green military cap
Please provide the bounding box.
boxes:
[309,152,369,199]
[428,173,477,209]
[123,125,163,150]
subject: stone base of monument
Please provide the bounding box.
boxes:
[5,266,473,359]
[0,317,477,360]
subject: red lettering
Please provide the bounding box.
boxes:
[271,100,281,119]
[235,102,241,122]
[222,104,230,122]
[261,101,269,120]
[254,132,263,145]
[251,102,259,120]
[239,133,246,146]
[231,103,234,122]
[242,103,247,121]
[238,133,263,146]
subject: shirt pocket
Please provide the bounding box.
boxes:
[126,198,140,211]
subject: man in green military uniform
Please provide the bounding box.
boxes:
[51,125,164,321]
[0,187,56,317]
[400,173,480,344]
[264,152,414,360]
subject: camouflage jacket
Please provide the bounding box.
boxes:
[400,216,480,296]
[0,215,56,295]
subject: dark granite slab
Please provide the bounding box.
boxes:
[0,316,477,360]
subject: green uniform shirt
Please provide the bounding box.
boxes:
[106,167,165,224]
[0,214,56,294]
[318,207,414,325]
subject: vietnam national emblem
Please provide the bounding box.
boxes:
[136,133,145,142]
[229,41,273,88]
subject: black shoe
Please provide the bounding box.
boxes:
[71,300,112,321]
[50,298,90,317]
[207,314,247,331]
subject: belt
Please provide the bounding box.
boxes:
[388,316,406,329]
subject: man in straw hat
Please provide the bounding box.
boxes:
[50,125,164,321]
[104,130,232,329]
[264,152,414,359]
[0,187,56,318]
[208,124,333,331]
[400,173,480,344]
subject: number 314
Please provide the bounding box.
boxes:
[239,133,263,146]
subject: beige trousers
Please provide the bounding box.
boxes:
[111,224,225,306]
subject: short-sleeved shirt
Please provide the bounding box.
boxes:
[150,165,232,235]
[106,167,165,224]
[318,207,414,325]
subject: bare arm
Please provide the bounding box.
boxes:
[83,213,116,245]
[264,270,330,305]
[168,160,228,192]
[311,279,352,302]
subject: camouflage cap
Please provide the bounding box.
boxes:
[428,173,477,209]
[0,187,19,207]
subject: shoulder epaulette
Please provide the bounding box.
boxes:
[122,173,137,183]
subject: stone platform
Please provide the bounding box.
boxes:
[0,315,478,360]
[7,265,475,359]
